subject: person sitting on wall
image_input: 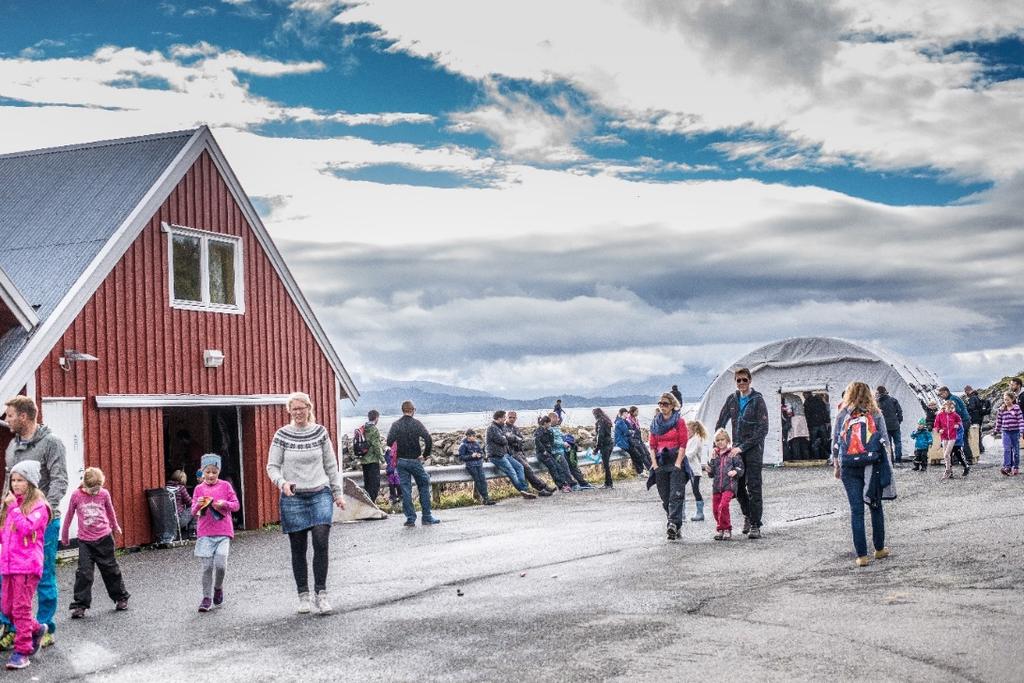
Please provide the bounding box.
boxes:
[534,416,573,492]
[505,411,554,497]
[615,408,644,476]
[458,430,495,506]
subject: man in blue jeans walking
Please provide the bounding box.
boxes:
[386,400,441,527]
[1,396,68,650]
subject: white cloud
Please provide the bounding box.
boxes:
[448,80,592,163]
[182,6,217,18]
[333,0,1024,180]
[322,111,435,126]
[0,46,435,152]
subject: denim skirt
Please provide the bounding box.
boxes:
[194,535,231,558]
[279,486,334,534]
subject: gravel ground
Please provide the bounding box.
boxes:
[19,463,1024,682]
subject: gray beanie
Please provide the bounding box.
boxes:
[200,453,222,471]
[11,460,42,488]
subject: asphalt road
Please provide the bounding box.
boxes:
[22,463,1024,682]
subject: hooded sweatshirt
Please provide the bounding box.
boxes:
[0,495,49,576]
[4,424,69,516]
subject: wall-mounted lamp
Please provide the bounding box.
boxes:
[203,349,225,368]
[58,349,99,372]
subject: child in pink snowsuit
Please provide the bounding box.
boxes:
[0,461,51,670]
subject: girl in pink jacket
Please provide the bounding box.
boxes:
[0,460,51,670]
[191,454,240,613]
[933,401,963,480]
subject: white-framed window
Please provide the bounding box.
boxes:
[162,223,245,314]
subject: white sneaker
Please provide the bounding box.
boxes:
[315,590,332,615]
[297,592,312,614]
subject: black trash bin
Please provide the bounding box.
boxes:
[146,487,180,545]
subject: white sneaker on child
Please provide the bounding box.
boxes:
[297,592,312,614]
[315,591,333,615]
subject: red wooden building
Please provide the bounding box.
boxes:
[0,127,358,547]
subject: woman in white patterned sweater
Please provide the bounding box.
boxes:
[266,392,345,615]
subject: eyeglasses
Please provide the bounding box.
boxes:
[735,378,750,384]
[658,401,671,406]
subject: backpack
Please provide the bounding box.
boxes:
[838,410,883,467]
[981,397,992,416]
[352,426,370,459]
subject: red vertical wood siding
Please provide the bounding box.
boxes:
[35,151,341,548]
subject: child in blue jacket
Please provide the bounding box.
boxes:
[910,418,933,472]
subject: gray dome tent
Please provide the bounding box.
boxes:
[694,337,942,465]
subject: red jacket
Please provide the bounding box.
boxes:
[933,411,962,441]
[649,416,689,457]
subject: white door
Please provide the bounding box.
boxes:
[41,398,85,540]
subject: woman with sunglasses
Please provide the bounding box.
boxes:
[714,368,769,539]
[648,393,689,540]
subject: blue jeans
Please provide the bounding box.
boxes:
[841,467,885,558]
[0,518,59,634]
[887,428,903,462]
[465,462,489,500]
[490,456,527,492]
[397,458,434,523]
[1002,431,1020,469]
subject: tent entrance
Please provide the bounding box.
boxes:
[779,388,832,465]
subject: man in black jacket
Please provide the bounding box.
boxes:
[386,400,440,527]
[964,385,987,454]
[505,411,553,496]
[486,411,537,499]
[875,386,904,465]
[715,368,769,539]
[803,392,831,460]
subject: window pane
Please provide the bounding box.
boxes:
[208,240,236,306]
[172,234,202,302]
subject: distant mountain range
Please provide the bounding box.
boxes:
[341,375,713,416]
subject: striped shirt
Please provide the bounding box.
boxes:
[995,405,1024,433]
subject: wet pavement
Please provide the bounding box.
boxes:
[23,464,1024,681]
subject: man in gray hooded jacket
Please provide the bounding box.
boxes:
[0,396,68,649]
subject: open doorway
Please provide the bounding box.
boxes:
[164,406,245,529]
[780,389,832,463]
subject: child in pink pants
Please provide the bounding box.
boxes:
[0,461,51,670]
[704,429,744,541]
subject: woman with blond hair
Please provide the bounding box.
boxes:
[832,381,892,567]
[267,392,345,615]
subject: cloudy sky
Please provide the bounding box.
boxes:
[2,1,1023,399]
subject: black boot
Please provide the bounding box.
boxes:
[742,516,751,535]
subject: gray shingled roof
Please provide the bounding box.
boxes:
[0,130,196,376]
